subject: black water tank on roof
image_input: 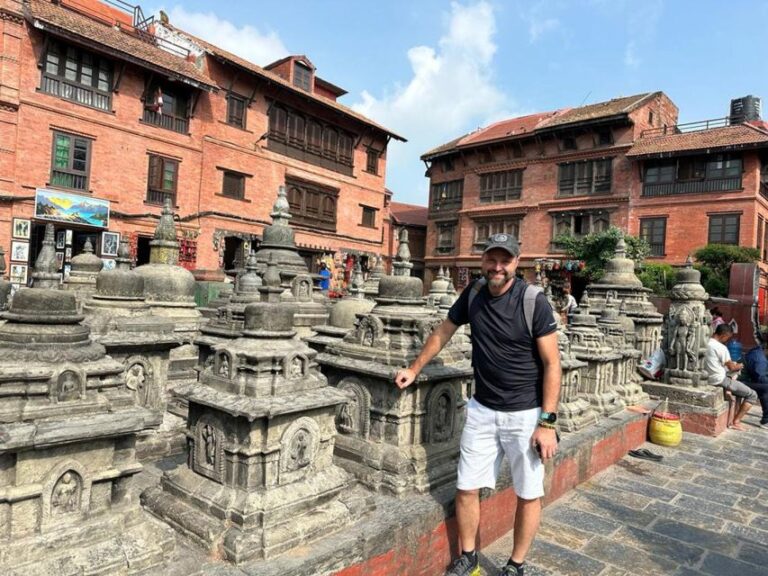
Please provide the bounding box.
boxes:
[730,95,761,124]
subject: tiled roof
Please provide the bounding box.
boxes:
[626,123,768,158]
[390,201,427,227]
[423,92,658,159]
[537,93,657,130]
[25,0,217,90]
[165,24,406,141]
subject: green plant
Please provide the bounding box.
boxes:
[554,226,650,282]
[637,262,678,296]
[692,244,759,297]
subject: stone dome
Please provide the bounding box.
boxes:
[70,238,103,276]
[597,238,643,288]
[94,240,144,300]
[378,275,423,300]
[3,288,82,324]
[328,297,375,330]
[135,263,195,303]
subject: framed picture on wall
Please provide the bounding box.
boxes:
[102,258,116,271]
[12,218,30,240]
[56,232,66,250]
[101,232,120,257]
[10,241,29,262]
[65,230,73,245]
[56,252,64,270]
[10,264,27,285]
[65,247,72,260]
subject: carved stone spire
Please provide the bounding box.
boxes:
[149,198,180,265]
[271,184,292,226]
[32,223,59,289]
[392,228,413,277]
[116,238,132,271]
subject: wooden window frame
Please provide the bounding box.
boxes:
[142,83,191,134]
[360,205,377,228]
[479,170,523,203]
[473,217,521,252]
[708,213,740,245]
[552,211,611,246]
[558,159,612,197]
[285,177,338,231]
[436,221,457,254]
[366,148,379,175]
[221,170,246,200]
[226,92,247,129]
[430,179,464,212]
[146,154,179,206]
[293,62,313,91]
[41,40,112,112]
[50,131,91,191]
[640,217,667,257]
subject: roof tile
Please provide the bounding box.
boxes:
[626,123,768,157]
[390,201,427,227]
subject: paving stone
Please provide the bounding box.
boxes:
[700,448,762,468]
[607,476,678,502]
[724,522,768,546]
[537,520,594,550]
[574,481,655,510]
[689,474,762,499]
[751,514,768,532]
[737,496,768,516]
[613,459,673,487]
[643,501,726,532]
[746,476,768,491]
[699,551,768,576]
[582,535,679,574]
[614,524,705,566]
[671,568,704,576]
[568,493,656,529]
[649,518,741,556]
[738,542,768,567]
[667,481,741,506]
[596,567,629,576]
[528,540,606,576]
[670,493,751,523]
[678,462,749,482]
[544,506,622,536]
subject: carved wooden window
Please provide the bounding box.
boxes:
[293,62,313,91]
[361,206,377,228]
[269,105,288,142]
[50,132,91,191]
[436,222,456,254]
[222,171,245,200]
[473,218,521,251]
[558,159,612,196]
[430,180,464,212]
[552,211,610,241]
[285,177,338,231]
[288,112,306,146]
[366,148,379,174]
[226,93,246,128]
[479,170,523,203]
[147,155,178,206]
[41,40,112,111]
[142,83,190,134]
[307,120,323,154]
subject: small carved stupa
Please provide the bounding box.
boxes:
[64,237,103,301]
[0,244,11,312]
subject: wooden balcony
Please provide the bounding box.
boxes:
[642,177,742,197]
[142,109,189,134]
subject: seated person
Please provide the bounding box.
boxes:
[704,324,758,430]
[743,345,768,429]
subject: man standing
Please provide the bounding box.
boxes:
[704,324,758,430]
[317,262,332,293]
[741,345,768,429]
[395,233,561,576]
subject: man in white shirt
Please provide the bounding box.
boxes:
[704,324,758,430]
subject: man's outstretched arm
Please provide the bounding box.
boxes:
[394,318,459,389]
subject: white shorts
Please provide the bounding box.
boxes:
[456,397,544,500]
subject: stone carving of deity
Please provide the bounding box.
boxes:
[126,363,148,406]
[290,357,303,378]
[435,394,450,436]
[362,326,374,347]
[57,371,80,402]
[218,354,230,378]
[51,471,80,514]
[336,393,359,435]
[202,424,217,466]
[299,280,310,300]
[288,429,311,470]
[669,307,694,371]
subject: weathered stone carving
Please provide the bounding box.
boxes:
[51,471,81,514]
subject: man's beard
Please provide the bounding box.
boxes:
[485,269,513,288]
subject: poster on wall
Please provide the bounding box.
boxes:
[34,189,110,228]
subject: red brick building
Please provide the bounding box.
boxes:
[0,0,403,285]
[422,92,768,307]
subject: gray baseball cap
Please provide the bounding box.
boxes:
[483,233,520,256]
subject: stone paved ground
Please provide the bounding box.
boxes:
[479,410,768,576]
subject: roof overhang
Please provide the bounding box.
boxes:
[627,141,768,160]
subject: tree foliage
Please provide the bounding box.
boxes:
[637,263,678,296]
[692,244,759,297]
[554,226,650,282]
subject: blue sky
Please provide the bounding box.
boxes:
[153,1,768,206]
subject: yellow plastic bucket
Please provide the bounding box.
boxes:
[649,411,682,447]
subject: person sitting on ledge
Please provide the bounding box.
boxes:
[704,324,758,430]
[742,345,768,429]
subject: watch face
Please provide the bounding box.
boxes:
[541,411,557,423]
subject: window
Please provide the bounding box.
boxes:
[645,162,676,184]
[596,130,613,146]
[41,41,112,111]
[642,154,743,197]
[267,103,355,175]
[648,111,655,125]
[147,155,178,206]
[552,211,610,243]
[561,137,577,151]
[366,148,379,174]
[640,218,667,256]
[558,159,612,196]
[361,205,377,228]
[293,62,313,91]
[285,177,337,231]
[436,222,456,254]
[758,217,765,261]
[143,84,190,134]
[221,171,245,200]
[708,214,740,245]
[50,132,91,191]
[431,180,464,211]
[479,170,523,203]
[474,218,521,251]
[226,93,247,128]
[442,157,454,172]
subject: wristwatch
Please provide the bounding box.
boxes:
[538,411,557,425]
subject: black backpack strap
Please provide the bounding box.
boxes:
[467,278,487,317]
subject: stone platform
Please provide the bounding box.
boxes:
[135,404,652,575]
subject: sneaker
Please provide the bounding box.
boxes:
[445,553,480,576]
[759,421,768,429]
[496,563,525,576]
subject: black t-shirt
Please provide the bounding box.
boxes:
[448,279,557,412]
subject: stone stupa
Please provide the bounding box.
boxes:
[0,244,11,314]
[63,237,103,305]
[0,223,173,574]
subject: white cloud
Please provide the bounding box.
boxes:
[522,1,561,43]
[623,0,663,69]
[161,5,288,66]
[529,17,560,42]
[352,1,516,204]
